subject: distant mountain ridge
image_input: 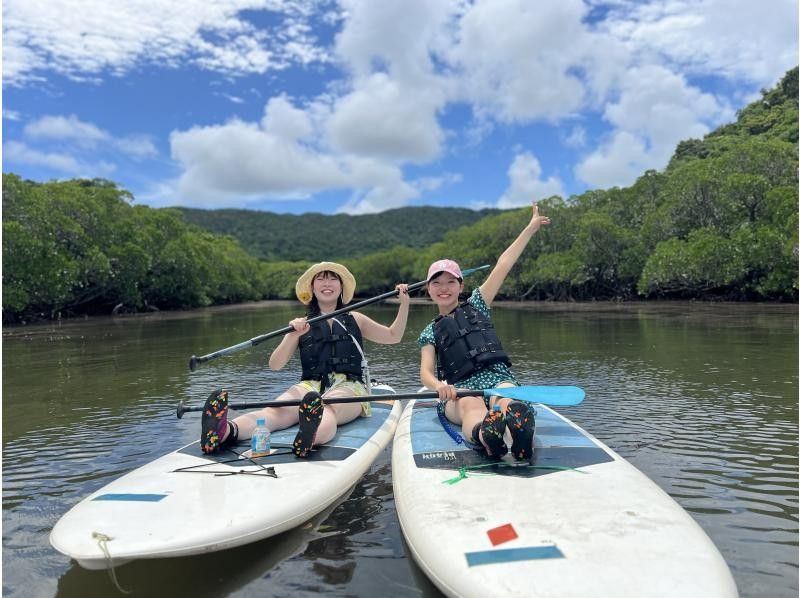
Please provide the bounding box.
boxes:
[175,205,502,261]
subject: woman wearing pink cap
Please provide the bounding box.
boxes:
[418,202,550,460]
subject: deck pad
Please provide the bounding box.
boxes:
[178,403,394,466]
[409,401,613,476]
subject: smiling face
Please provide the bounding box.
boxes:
[312,271,342,306]
[427,271,464,313]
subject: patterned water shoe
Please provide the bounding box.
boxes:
[506,401,535,461]
[200,389,229,454]
[293,392,324,458]
[480,408,508,459]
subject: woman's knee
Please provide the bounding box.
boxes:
[276,385,307,402]
[451,396,486,421]
[324,397,361,423]
[459,395,487,411]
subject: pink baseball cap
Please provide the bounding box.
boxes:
[426,259,463,282]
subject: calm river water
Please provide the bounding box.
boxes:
[2,300,797,597]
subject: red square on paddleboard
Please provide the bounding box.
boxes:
[487,523,518,546]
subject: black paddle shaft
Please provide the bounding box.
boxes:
[176,389,488,419]
[188,264,490,370]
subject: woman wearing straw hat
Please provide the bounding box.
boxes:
[200,262,410,457]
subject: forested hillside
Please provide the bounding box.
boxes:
[2,176,272,322]
[3,68,797,322]
[177,206,501,261]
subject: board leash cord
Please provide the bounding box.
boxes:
[436,401,480,449]
[172,446,295,477]
[92,532,131,594]
[435,399,540,452]
[434,401,588,484]
[442,463,587,485]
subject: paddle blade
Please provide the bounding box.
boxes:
[487,385,585,406]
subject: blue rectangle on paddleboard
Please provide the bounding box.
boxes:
[465,545,564,567]
[92,493,167,502]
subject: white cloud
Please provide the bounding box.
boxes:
[335,166,463,214]
[216,92,246,104]
[22,115,158,159]
[605,65,728,139]
[328,1,454,162]
[336,165,420,214]
[564,126,587,149]
[261,95,314,141]
[133,179,183,209]
[168,90,452,213]
[416,172,463,193]
[2,0,331,86]
[574,131,648,190]
[327,72,446,162]
[113,135,159,160]
[169,117,348,204]
[335,0,455,83]
[24,115,109,144]
[575,65,732,188]
[449,0,596,123]
[497,152,565,208]
[3,140,116,176]
[601,0,798,85]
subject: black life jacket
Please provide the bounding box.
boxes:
[432,302,511,384]
[299,314,364,383]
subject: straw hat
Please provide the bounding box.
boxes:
[295,262,356,305]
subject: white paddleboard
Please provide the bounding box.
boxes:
[392,400,738,598]
[51,399,401,570]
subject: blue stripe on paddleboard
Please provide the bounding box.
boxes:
[465,545,564,567]
[92,493,167,502]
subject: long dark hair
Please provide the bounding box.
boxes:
[305,271,345,317]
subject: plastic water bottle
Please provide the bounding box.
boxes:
[250,418,271,457]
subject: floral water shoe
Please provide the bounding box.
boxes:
[200,389,229,454]
[293,392,324,458]
[505,400,535,461]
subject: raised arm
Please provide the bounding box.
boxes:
[479,201,550,305]
[351,283,410,344]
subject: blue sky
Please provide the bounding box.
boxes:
[3,0,797,215]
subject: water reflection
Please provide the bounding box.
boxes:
[55,492,350,597]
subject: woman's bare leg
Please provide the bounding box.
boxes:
[311,386,364,445]
[228,384,308,440]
